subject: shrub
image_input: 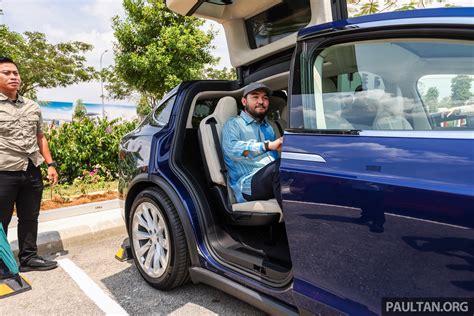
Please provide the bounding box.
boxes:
[45,117,137,183]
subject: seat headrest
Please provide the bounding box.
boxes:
[322,78,337,93]
[213,96,238,124]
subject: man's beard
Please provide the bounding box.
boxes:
[245,105,268,121]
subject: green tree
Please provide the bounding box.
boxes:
[0,25,96,100]
[73,99,87,120]
[203,66,237,80]
[111,0,218,108]
[450,75,472,104]
[136,94,153,118]
[348,0,454,17]
[46,118,138,183]
[423,87,440,112]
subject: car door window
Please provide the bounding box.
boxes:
[293,39,474,131]
[418,74,474,129]
[151,95,176,127]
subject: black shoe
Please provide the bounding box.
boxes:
[369,222,384,233]
[354,215,371,224]
[19,256,58,272]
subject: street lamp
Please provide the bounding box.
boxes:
[99,49,109,119]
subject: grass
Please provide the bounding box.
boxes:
[42,180,118,201]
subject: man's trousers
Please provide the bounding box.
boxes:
[0,160,43,264]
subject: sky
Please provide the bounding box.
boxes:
[1,0,472,108]
[0,0,231,106]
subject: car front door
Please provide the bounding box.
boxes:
[281,23,474,314]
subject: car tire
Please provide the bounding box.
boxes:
[129,187,190,290]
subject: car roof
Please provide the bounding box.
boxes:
[299,7,474,39]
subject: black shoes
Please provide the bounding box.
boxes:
[19,256,58,272]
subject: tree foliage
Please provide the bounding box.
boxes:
[0,25,96,100]
[73,99,87,120]
[46,118,138,183]
[111,0,218,106]
[347,0,455,17]
[136,94,154,118]
[423,87,440,112]
[203,66,237,80]
[451,75,472,104]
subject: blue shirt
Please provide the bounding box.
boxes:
[222,111,278,203]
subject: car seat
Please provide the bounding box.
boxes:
[198,96,282,226]
[372,91,413,130]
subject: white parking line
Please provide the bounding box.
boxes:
[58,259,128,315]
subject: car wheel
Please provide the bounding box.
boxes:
[129,187,190,290]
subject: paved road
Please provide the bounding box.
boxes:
[1,233,264,315]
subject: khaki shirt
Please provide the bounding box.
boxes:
[0,93,45,171]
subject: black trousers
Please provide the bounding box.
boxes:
[0,160,43,264]
[242,159,282,208]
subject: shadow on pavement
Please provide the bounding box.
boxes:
[101,264,263,315]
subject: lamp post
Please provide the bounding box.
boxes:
[99,49,109,119]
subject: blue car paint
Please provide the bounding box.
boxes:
[281,132,474,314]
[281,7,474,315]
[299,7,474,39]
[120,7,474,315]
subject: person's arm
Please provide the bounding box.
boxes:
[222,120,267,160]
[37,132,58,185]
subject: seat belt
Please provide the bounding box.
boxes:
[269,120,283,138]
[207,118,227,179]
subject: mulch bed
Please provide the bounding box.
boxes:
[40,191,119,211]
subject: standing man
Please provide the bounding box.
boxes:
[222,82,283,207]
[0,57,58,272]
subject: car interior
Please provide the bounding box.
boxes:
[176,73,294,286]
[305,39,473,132]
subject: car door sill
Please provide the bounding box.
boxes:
[189,267,299,316]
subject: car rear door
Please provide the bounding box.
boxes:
[281,14,474,315]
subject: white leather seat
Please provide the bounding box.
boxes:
[322,78,354,129]
[199,96,282,224]
[372,90,413,130]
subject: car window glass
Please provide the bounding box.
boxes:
[294,39,473,131]
[245,0,311,49]
[347,2,466,18]
[152,95,176,126]
[191,99,219,128]
[418,74,474,129]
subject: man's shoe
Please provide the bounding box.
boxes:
[19,256,58,272]
[369,222,384,233]
[354,215,371,224]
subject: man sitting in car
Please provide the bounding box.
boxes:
[222,82,284,207]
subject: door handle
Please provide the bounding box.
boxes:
[281,152,326,163]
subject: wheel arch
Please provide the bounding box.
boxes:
[125,175,200,267]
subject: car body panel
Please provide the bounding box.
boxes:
[118,7,474,315]
[281,133,474,314]
[281,7,474,315]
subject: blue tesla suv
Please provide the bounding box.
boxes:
[118,2,473,315]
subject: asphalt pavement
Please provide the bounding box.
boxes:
[2,201,264,315]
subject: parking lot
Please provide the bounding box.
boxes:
[1,233,263,315]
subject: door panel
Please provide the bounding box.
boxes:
[281,134,474,314]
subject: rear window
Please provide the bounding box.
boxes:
[245,0,311,49]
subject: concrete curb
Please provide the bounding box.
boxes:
[7,205,126,257]
[8,199,120,228]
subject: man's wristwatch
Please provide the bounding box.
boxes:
[264,141,270,152]
[47,161,58,168]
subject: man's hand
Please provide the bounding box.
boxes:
[268,137,283,152]
[48,166,58,185]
